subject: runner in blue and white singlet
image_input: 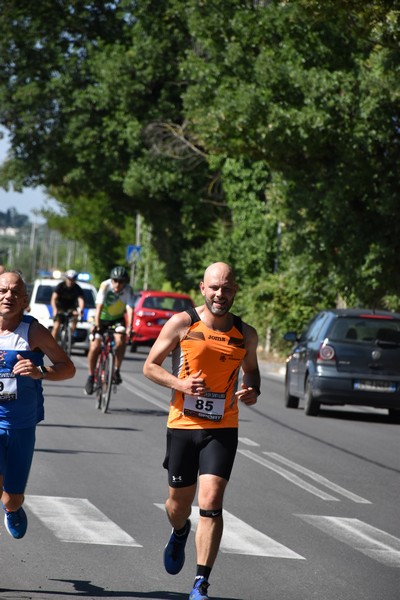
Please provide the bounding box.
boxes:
[0,270,75,540]
[0,314,45,428]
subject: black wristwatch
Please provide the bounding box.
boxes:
[38,365,48,379]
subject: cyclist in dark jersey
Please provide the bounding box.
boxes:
[51,270,85,343]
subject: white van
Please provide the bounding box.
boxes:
[28,277,97,355]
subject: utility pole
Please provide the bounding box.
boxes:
[30,219,38,281]
[130,212,141,288]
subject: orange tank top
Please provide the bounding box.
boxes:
[167,309,247,429]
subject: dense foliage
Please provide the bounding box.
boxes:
[0,0,399,350]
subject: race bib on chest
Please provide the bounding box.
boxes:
[0,372,17,402]
[183,392,226,422]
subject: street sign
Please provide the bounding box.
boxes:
[126,244,141,263]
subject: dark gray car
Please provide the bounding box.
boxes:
[284,308,400,420]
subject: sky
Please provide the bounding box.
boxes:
[0,126,60,222]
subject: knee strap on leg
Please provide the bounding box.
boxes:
[199,508,222,518]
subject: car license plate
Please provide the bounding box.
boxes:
[353,380,397,393]
[157,318,169,325]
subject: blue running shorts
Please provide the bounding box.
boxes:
[0,427,36,494]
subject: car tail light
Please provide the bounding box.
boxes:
[317,343,335,363]
[359,314,393,320]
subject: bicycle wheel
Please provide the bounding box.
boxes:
[60,323,69,354]
[94,354,104,410]
[65,323,72,356]
[101,351,115,413]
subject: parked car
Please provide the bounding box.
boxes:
[130,290,195,352]
[28,277,97,355]
[283,308,400,420]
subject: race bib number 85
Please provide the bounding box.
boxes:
[183,392,226,422]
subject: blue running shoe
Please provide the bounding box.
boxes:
[189,577,210,600]
[163,519,191,575]
[4,507,28,539]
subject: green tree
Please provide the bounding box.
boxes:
[1,1,399,349]
[0,0,215,285]
[180,0,400,313]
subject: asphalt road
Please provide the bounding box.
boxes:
[0,349,399,600]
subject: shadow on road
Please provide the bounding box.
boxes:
[318,407,399,424]
[110,408,166,417]
[0,578,243,600]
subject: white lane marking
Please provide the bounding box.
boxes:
[238,437,260,447]
[155,503,304,559]
[75,356,170,411]
[298,515,400,567]
[264,452,371,504]
[122,375,169,412]
[25,495,142,547]
[124,373,167,396]
[238,449,340,501]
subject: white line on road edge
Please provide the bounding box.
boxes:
[25,495,142,546]
[264,452,371,504]
[238,437,260,447]
[154,503,304,559]
[297,515,400,567]
[238,449,340,501]
[122,375,170,413]
[123,373,167,396]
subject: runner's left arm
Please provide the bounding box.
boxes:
[235,322,260,406]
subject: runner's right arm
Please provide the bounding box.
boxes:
[143,312,208,396]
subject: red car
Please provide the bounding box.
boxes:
[129,290,195,352]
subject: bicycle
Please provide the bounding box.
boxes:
[93,326,118,413]
[58,310,77,356]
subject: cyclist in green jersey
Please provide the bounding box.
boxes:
[85,266,134,395]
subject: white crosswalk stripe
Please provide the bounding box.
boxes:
[24,495,400,568]
[25,495,142,547]
[154,503,304,559]
[297,515,400,567]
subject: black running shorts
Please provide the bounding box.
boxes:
[163,428,238,488]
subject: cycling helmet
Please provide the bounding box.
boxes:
[65,269,78,280]
[110,265,128,281]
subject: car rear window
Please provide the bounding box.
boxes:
[329,317,400,344]
[304,312,331,342]
[142,296,193,312]
[82,289,96,309]
[35,285,53,304]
